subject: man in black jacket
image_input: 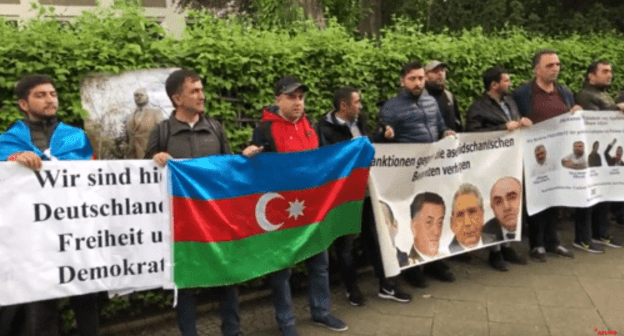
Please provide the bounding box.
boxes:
[466,66,532,133]
[425,61,463,132]
[466,67,532,271]
[318,87,412,305]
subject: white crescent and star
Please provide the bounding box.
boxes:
[255,192,306,232]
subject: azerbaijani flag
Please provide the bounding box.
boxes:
[168,137,375,288]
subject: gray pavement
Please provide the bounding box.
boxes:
[104,219,624,336]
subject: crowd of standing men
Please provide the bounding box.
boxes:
[1,48,624,336]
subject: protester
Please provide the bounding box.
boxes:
[0,74,100,336]
[573,61,623,251]
[242,76,348,335]
[425,60,463,132]
[144,69,241,336]
[512,49,581,262]
[375,60,456,287]
[466,66,530,271]
[317,87,412,306]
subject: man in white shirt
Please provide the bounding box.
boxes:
[532,145,557,176]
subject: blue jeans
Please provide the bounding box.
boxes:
[269,251,331,330]
[176,287,240,336]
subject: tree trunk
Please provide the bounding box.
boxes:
[359,0,381,35]
[299,0,326,29]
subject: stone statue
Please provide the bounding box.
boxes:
[125,88,164,159]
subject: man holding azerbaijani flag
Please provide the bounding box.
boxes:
[168,76,373,336]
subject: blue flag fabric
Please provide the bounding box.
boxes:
[167,136,376,201]
[0,120,93,161]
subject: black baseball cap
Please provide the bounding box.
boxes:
[274,76,308,95]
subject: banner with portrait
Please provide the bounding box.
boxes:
[369,132,523,277]
[523,110,624,215]
[0,161,172,305]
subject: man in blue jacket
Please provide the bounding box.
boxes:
[511,49,581,262]
[376,60,456,288]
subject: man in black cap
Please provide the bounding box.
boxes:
[425,60,463,132]
[243,76,348,336]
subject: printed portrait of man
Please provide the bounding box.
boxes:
[448,183,494,253]
[588,141,602,167]
[397,192,445,267]
[532,144,557,176]
[379,200,399,247]
[483,177,522,241]
[561,141,588,170]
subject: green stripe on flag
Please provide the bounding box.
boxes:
[174,200,363,288]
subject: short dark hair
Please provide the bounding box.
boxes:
[401,60,424,78]
[165,69,201,107]
[15,74,54,101]
[532,49,557,69]
[483,66,508,91]
[410,192,446,219]
[585,60,610,81]
[333,87,359,110]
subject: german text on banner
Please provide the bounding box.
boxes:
[523,111,624,215]
[0,161,171,306]
[168,137,375,288]
[369,132,523,278]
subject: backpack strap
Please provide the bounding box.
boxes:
[158,119,170,153]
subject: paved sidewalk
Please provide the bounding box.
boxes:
[105,221,624,336]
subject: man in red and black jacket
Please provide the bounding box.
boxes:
[242,77,347,336]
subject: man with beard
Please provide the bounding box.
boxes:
[0,75,99,336]
[466,66,532,132]
[448,184,494,253]
[588,141,602,167]
[425,61,463,131]
[561,141,588,170]
[576,61,624,112]
[398,192,446,266]
[512,49,580,262]
[532,145,557,176]
[376,60,456,287]
[466,67,530,271]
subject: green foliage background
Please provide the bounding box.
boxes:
[3,3,624,332]
[3,4,624,153]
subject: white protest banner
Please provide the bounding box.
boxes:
[523,111,624,215]
[0,160,171,305]
[369,132,523,277]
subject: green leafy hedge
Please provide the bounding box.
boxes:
[2,5,624,151]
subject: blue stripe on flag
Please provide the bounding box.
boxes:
[168,136,375,201]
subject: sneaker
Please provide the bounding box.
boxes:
[500,246,528,265]
[592,236,623,249]
[378,284,412,303]
[547,245,575,258]
[312,314,348,332]
[489,251,509,272]
[530,247,547,262]
[573,241,604,253]
[346,286,366,306]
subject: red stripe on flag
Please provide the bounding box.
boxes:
[172,168,369,243]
